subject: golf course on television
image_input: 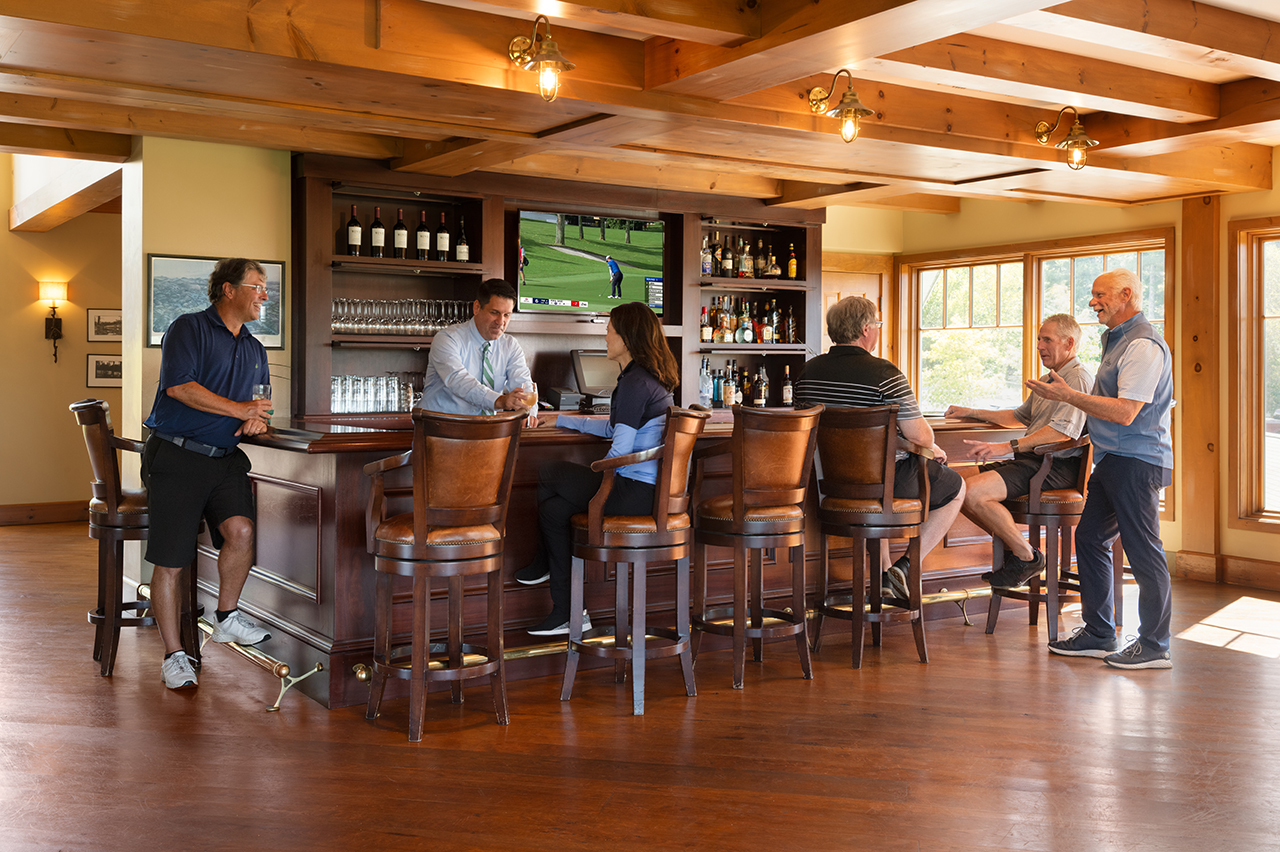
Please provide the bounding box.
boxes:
[517,212,664,315]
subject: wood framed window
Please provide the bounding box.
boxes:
[1229,217,1280,531]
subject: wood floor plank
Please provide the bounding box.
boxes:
[2,523,1278,851]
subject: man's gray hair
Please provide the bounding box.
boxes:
[1100,267,1142,309]
[1042,313,1082,351]
[826,295,879,345]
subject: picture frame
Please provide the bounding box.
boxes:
[147,254,285,348]
[87,354,123,388]
[86,308,123,342]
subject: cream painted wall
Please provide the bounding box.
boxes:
[0,154,123,506]
[123,138,292,448]
[822,205,903,254]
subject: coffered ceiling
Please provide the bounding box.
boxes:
[1,0,1278,213]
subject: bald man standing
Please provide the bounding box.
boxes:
[1026,269,1173,670]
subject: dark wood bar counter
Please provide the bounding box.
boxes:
[196,414,1022,708]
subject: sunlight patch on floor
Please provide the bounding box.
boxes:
[1176,596,1280,658]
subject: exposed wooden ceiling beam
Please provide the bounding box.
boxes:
[644,0,1056,99]
[858,33,1219,123]
[392,138,539,176]
[1016,0,1280,83]
[0,119,130,161]
[9,160,121,232]
[448,0,760,47]
[487,152,783,197]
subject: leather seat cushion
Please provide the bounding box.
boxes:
[820,496,923,515]
[1006,488,1085,508]
[375,513,501,546]
[571,513,690,535]
[89,488,148,516]
[695,494,803,536]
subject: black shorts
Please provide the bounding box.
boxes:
[141,435,255,567]
[893,456,963,511]
[981,453,1082,499]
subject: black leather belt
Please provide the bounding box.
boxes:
[152,431,233,458]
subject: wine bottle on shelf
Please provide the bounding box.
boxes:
[700,306,713,343]
[415,211,430,260]
[369,206,385,258]
[781,365,793,406]
[754,238,767,278]
[393,208,408,258]
[787,243,798,279]
[456,216,470,262]
[721,237,735,277]
[701,235,713,277]
[346,205,362,256]
[753,366,769,408]
[435,212,450,262]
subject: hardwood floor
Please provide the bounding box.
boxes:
[3,523,1278,852]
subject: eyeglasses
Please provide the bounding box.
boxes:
[236,283,269,295]
[870,320,884,328]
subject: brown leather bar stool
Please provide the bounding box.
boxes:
[986,436,1130,636]
[810,405,931,668]
[561,408,709,715]
[363,409,524,742]
[690,404,823,689]
[70,399,202,676]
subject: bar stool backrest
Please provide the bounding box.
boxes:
[650,408,709,527]
[815,404,902,505]
[69,398,131,521]
[729,404,824,520]
[410,409,526,548]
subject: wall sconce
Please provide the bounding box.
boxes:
[509,14,574,102]
[1035,107,1099,170]
[808,69,875,143]
[39,281,67,363]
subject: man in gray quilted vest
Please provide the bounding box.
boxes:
[1026,268,1174,670]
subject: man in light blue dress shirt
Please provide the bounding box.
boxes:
[419,278,536,420]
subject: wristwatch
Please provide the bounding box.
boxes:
[1010,437,1020,453]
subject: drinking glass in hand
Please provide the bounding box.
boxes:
[252,383,274,417]
[522,380,538,427]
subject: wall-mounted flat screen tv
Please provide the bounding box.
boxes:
[517,210,663,316]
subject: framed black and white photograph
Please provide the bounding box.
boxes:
[86,308,123,342]
[147,254,285,349]
[87,354,123,388]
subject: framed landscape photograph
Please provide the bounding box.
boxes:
[87,354,123,388]
[147,254,285,348]
[86,308,123,342]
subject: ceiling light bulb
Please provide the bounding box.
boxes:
[840,114,859,144]
[1068,146,1087,170]
[537,65,561,102]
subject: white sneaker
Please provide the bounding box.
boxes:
[209,609,271,645]
[161,651,198,690]
[528,609,592,636]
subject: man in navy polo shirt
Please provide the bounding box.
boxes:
[143,258,275,690]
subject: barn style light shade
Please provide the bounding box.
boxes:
[808,69,874,143]
[509,14,575,103]
[1035,106,1100,171]
[39,281,68,363]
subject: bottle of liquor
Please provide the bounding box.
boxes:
[721,238,735,278]
[753,366,769,407]
[699,358,712,409]
[700,235,713,277]
[738,299,754,343]
[739,239,753,279]
[346,205,362,256]
[721,366,735,410]
[760,301,774,344]
[740,367,753,406]
[766,252,781,279]
[712,232,723,276]
[769,299,781,343]
[785,305,797,344]
[712,368,724,408]
[787,243,798,279]
[731,359,744,405]
[393,208,408,258]
[781,365,793,406]
[700,306,713,343]
[369,206,385,258]
[435,212,450,262]
[754,238,767,278]
[415,211,430,260]
[456,216,470,262]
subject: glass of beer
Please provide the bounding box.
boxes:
[522,380,538,426]
[252,383,273,417]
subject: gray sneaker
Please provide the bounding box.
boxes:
[161,651,198,690]
[1105,639,1172,670]
[1048,626,1118,658]
[209,609,271,645]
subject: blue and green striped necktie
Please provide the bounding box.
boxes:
[481,341,495,414]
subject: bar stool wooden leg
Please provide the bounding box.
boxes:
[632,562,647,715]
[675,555,696,697]
[561,555,586,701]
[732,546,747,689]
[1045,518,1061,642]
[851,532,867,670]
[99,535,125,677]
[907,535,928,664]
[1027,524,1042,627]
[691,543,707,661]
[448,574,464,705]
[366,570,391,721]
[985,536,1006,635]
[615,563,630,683]
[487,570,509,724]
[869,540,884,648]
[790,543,812,679]
[812,534,829,652]
[749,548,764,663]
[409,569,430,744]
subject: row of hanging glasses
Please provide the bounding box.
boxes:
[331,299,472,335]
[331,374,418,413]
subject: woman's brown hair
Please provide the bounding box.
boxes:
[610,302,680,391]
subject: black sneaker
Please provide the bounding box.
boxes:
[1105,639,1172,670]
[989,549,1045,589]
[884,557,910,600]
[1048,626,1118,658]
[515,562,550,585]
